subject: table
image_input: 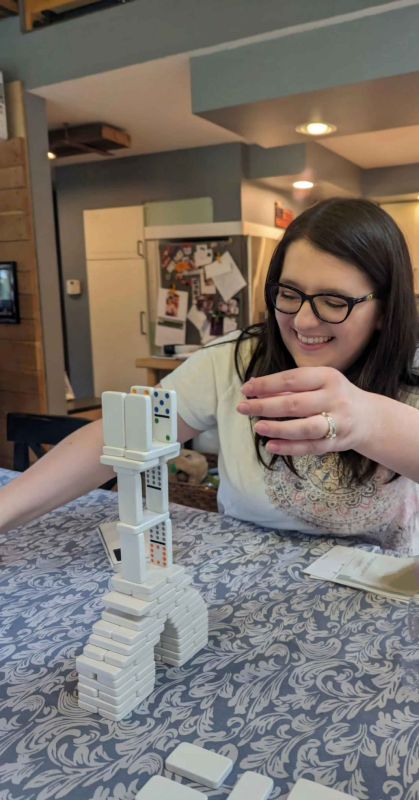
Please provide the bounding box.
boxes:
[135,356,184,385]
[0,469,417,800]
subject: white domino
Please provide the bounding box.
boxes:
[119,528,148,584]
[149,519,173,568]
[125,392,152,453]
[135,775,207,799]
[102,391,126,456]
[131,386,177,444]
[229,771,273,799]
[117,470,144,525]
[165,743,233,789]
[288,780,359,799]
[145,463,169,513]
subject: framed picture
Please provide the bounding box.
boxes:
[0,262,20,324]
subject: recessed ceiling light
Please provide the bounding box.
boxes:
[47,151,57,160]
[293,180,314,190]
[296,122,337,136]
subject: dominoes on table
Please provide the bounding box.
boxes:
[135,775,207,799]
[165,742,233,789]
[288,779,359,799]
[77,386,208,720]
[228,771,273,799]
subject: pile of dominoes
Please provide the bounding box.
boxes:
[76,386,209,721]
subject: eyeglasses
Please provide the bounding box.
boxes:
[267,282,378,324]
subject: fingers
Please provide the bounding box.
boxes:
[237,390,328,419]
[265,437,335,456]
[254,415,329,441]
[242,367,335,398]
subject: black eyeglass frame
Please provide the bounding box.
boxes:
[267,282,379,324]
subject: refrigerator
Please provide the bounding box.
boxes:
[145,229,279,353]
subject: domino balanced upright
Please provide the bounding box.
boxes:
[76,386,209,721]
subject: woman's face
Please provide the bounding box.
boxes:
[275,239,382,372]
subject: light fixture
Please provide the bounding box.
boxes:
[296,122,337,136]
[47,151,57,160]
[293,180,314,190]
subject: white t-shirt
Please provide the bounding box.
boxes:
[161,332,419,554]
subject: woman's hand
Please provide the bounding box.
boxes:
[236,366,369,456]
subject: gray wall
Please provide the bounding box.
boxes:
[0,0,392,88]
[25,92,66,412]
[55,143,243,396]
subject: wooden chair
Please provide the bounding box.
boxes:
[6,412,116,490]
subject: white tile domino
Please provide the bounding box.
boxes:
[101,610,157,632]
[149,519,173,568]
[165,743,233,789]
[119,528,148,584]
[117,511,169,537]
[229,772,274,799]
[92,619,143,644]
[156,632,208,657]
[125,392,152,453]
[117,470,144,525]
[131,386,177,444]
[111,571,169,600]
[145,462,169,513]
[288,779,359,800]
[135,775,207,800]
[124,442,180,462]
[102,391,126,456]
[102,591,154,617]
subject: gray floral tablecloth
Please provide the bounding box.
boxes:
[0,469,417,800]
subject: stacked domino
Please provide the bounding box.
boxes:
[76,387,209,721]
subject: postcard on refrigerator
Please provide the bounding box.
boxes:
[213,254,247,301]
[157,287,188,322]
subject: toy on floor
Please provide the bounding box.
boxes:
[168,449,209,484]
[76,386,209,721]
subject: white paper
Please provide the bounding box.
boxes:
[155,321,186,346]
[187,304,208,332]
[223,317,238,334]
[156,287,188,323]
[194,244,213,267]
[305,545,419,601]
[205,252,233,279]
[213,257,247,301]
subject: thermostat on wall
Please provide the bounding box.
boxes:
[66,279,82,296]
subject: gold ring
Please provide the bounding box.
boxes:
[321,411,337,439]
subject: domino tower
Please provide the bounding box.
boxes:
[76,386,209,721]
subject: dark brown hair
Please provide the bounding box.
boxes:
[234,197,419,484]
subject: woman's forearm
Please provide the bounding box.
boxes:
[0,419,115,533]
[356,391,419,482]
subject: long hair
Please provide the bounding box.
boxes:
[234,197,419,484]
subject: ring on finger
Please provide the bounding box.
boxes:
[321,411,337,439]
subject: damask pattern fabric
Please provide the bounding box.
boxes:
[0,471,417,800]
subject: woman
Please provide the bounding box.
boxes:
[160,198,419,552]
[1,199,418,551]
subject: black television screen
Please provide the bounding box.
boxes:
[0,262,19,324]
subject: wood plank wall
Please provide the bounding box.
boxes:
[0,137,47,467]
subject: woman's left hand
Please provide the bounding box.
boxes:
[236,366,369,456]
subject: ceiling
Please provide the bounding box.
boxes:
[34,51,419,190]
